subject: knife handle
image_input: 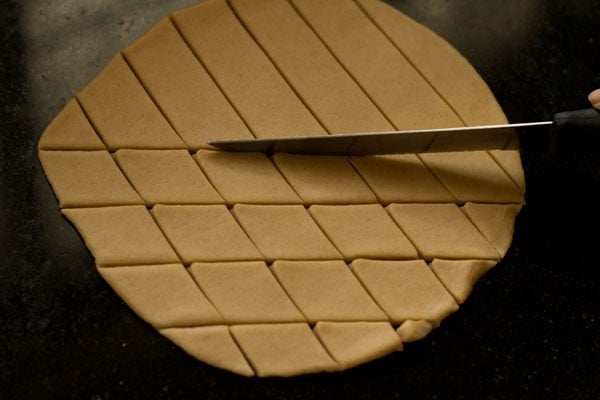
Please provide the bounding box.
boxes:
[553,108,600,132]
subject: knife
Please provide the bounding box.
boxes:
[208,108,600,156]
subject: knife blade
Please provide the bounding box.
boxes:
[208,108,600,156]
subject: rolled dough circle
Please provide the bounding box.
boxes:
[38,0,524,377]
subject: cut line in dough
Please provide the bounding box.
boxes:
[39,0,525,377]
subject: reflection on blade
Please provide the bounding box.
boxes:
[208,121,552,156]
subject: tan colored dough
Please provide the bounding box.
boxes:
[38,98,105,150]
[489,150,527,192]
[114,149,223,205]
[160,326,254,377]
[350,154,456,203]
[291,0,461,130]
[123,17,253,148]
[39,150,142,208]
[351,259,458,323]
[231,204,342,261]
[270,260,388,323]
[356,0,507,126]
[98,264,223,328]
[230,323,338,377]
[194,150,301,205]
[229,0,392,134]
[387,203,501,260]
[189,261,305,324]
[430,259,496,304]
[272,153,377,204]
[171,0,325,138]
[309,204,418,260]
[62,206,179,267]
[419,152,524,203]
[77,54,185,150]
[314,322,402,370]
[396,320,435,343]
[151,205,262,264]
[38,0,527,377]
[462,202,523,256]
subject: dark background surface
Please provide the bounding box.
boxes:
[1,0,599,399]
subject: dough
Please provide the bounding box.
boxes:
[98,264,223,328]
[387,203,501,260]
[39,150,142,207]
[195,150,301,205]
[350,259,459,323]
[308,204,418,259]
[39,0,525,377]
[188,261,305,324]
[314,322,402,370]
[161,326,253,377]
[114,149,223,205]
[270,260,387,323]
[231,204,342,261]
[272,153,377,204]
[77,54,185,150]
[350,154,456,203]
[230,323,338,377]
[151,205,263,263]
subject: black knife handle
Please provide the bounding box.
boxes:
[553,108,600,132]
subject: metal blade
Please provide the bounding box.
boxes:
[208,121,553,156]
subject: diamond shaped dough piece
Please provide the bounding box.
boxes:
[271,260,387,323]
[195,150,301,205]
[419,152,523,203]
[161,326,253,377]
[63,206,179,267]
[272,153,377,204]
[152,205,263,264]
[462,202,523,256]
[114,149,223,205]
[231,323,339,377]
[351,259,458,323]
[314,322,402,370]
[309,204,418,260]
[387,203,500,260]
[231,204,342,261]
[39,151,142,208]
[189,261,305,324]
[98,264,223,328]
[350,154,456,203]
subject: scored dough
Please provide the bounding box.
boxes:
[309,204,418,259]
[272,153,377,204]
[77,54,186,150]
[151,205,263,263]
[230,323,339,377]
[195,150,301,205]
[98,264,223,328]
[114,149,223,205]
[351,259,459,323]
[39,150,142,207]
[39,0,525,377]
[314,322,403,370]
[189,261,305,324]
[271,260,388,323]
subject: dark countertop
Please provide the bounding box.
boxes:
[1,1,599,399]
